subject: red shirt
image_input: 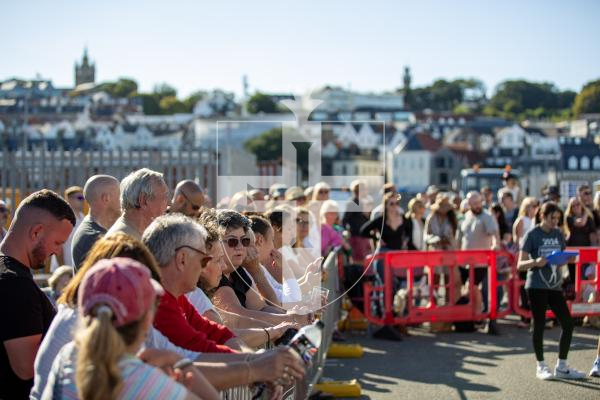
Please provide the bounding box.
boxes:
[154,290,236,353]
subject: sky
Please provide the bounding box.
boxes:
[2,0,599,99]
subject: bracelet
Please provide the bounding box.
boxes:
[263,328,271,343]
[173,357,194,370]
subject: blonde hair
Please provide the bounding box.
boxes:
[518,196,539,217]
[75,305,144,400]
[320,200,339,223]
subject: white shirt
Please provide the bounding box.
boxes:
[186,288,216,316]
[261,264,282,302]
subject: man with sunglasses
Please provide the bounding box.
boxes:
[144,214,244,353]
[170,180,205,217]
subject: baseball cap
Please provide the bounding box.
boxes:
[78,257,164,327]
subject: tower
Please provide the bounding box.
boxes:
[402,66,412,109]
[75,47,96,86]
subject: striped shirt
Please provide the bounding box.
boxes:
[43,342,188,399]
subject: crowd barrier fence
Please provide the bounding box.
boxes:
[361,247,600,328]
[218,249,341,399]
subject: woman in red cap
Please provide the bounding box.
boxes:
[43,257,219,400]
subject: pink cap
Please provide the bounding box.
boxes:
[78,257,164,327]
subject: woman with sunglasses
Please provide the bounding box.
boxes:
[212,210,312,327]
[189,218,295,348]
[518,202,585,381]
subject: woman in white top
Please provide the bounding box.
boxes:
[513,197,540,250]
[512,196,540,328]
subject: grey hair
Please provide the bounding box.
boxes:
[142,214,207,267]
[120,168,165,210]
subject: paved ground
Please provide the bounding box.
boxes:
[322,316,600,400]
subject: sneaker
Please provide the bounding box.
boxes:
[554,365,585,380]
[590,360,600,377]
[536,365,554,380]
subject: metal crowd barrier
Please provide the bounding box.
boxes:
[219,249,341,399]
[361,247,600,328]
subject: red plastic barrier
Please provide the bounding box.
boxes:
[362,250,513,326]
[512,247,600,319]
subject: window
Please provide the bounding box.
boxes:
[593,156,600,170]
[581,156,590,170]
[568,156,578,170]
[341,165,347,175]
[439,172,448,185]
[435,158,445,168]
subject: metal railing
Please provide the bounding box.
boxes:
[0,147,218,212]
[219,249,341,399]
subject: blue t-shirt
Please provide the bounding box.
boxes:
[522,226,566,290]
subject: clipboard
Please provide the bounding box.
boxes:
[545,250,578,265]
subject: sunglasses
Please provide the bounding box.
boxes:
[181,191,202,211]
[583,191,592,196]
[224,237,251,248]
[296,218,309,226]
[0,207,8,213]
[388,201,399,206]
[318,189,329,194]
[176,245,212,268]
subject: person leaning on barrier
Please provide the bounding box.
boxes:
[212,210,312,326]
[187,218,295,348]
[517,201,585,381]
[0,190,75,399]
[30,232,203,400]
[71,174,121,270]
[43,257,220,400]
[107,168,169,240]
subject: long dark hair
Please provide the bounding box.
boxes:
[490,203,509,238]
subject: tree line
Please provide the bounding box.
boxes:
[94,76,600,119]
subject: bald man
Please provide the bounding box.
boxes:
[71,175,121,270]
[0,190,75,399]
[170,179,205,217]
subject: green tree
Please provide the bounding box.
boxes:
[486,80,576,120]
[247,92,277,114]
[112,78,138,98]
[153,83,177,99]
[244,127,309,180]
[183,90,208,112]
[139,93,161,115]
[159,96,187,114]
[573,79,600,116]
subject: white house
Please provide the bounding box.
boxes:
[388,133,442,192]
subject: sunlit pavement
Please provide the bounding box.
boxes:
[322,315,600,400]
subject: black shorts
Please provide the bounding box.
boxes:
[459,265,487,285]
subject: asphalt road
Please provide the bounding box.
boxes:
[322,316,600,400]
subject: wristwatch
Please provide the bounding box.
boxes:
[173,357,194,370]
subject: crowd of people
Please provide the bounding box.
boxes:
[0,168,599,399]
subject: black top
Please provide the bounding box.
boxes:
[359,216,407,250]
[0,255,56,399]
[218,267,253,307]
[342,198,370,236]
[566,215,596,246]
[71,215,107,271]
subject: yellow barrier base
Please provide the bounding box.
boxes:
[327,343,364,358]
[314,379,362,398]
[338,318,369,331]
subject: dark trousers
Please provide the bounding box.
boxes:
[527,288,574,362]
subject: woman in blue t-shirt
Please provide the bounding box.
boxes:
[518,202,585,381]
